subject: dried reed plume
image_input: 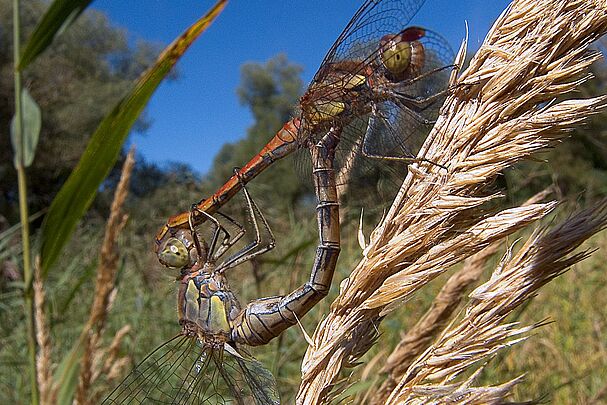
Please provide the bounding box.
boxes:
[75,149,134,405]
[297,0,607,403]
[33,256,53,405]
[387,200,607,404]
[370,188,554,404]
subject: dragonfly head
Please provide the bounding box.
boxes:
[379,26,426,80]
[157,229,198,270]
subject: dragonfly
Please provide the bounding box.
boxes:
[155,0,454,346]
[108,0,455,403]
[104,184,281,403]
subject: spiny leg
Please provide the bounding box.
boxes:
[188,167,275,269]
[211,212,246,261]
[215,170,276,273]
[386,63,460,125]
[394,89,447,114]
[188,205,245,264]
[232,129,341,346]
[360,103,426,159]
[396,64,457,88]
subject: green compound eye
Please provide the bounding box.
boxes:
[381,39,412,75]
[158,237,190,268]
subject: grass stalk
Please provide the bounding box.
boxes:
[75,148,134,404]
[13,0,39,403]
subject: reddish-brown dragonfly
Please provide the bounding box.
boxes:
[155,0,454,252]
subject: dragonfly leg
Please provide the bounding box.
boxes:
[215,179,275,273]
[398,64,457,88]
[360,103,429,160]
[394,88,449,114]
[232,130,340,346]
[189,205,245,264]
[190,168,276,269]
[210,212,246,260]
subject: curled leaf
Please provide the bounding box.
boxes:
[11,88,41,168]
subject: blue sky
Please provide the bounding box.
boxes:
[92,0,511,174]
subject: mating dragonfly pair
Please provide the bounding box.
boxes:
[104,0,455,403]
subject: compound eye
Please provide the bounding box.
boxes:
[380,38,412,76]
[158,237,191,268]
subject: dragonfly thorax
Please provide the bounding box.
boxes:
[178,272,242,346]
[300,61,368,130]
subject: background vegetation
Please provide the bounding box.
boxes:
[1,0,606,403]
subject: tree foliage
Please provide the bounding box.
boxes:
[204,54,310,212]
[0,0,158,221]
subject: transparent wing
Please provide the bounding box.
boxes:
[331,30,454,207]
[340,29,454,158]
[221,346,280,405]
[362,32,454,156]
[297,1,455,206]
[103,336,279,405]
[316,0,427,72]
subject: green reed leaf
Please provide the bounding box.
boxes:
[19,0,93,69]
[39,0,228,276]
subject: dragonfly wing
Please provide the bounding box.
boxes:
[221,345,280,405]
[334,29,455,196]
[103,335,279,405]
[305,2,455,202]
[102,335,210,404]
[317,0,427,70]
[361,29,455,156]
[333,115,413,205]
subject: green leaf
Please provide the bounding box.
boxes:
[10,88,41,168]
[18,0,93,70]
[54,338,84,405]
[39,0,228,277]
[0,211,44,262]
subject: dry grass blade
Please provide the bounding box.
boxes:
[89,325,132,403]
[75,148,134,404]
[387,200,607,404]
[297,0,607,403]
[370,188,554,404]
[99,324,132,381]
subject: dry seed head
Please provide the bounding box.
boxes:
[33,257,54,405]
[77,148,134,404]
[387,200,607,403]
[297,0,607,403]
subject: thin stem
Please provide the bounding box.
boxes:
[13,0,39,403]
